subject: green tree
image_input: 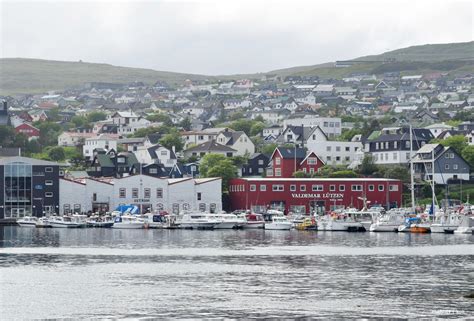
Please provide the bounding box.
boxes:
[461,145,474,168]
[358,154,378,176]
[35,122,63,147]
[229,111,245,121]
[47,146,66,161]
[293,170,309,178]
[230,155,248,168]
[229,119,253,135]
[70,115,88,128]
[146,113,173,126]
[250,122,265,136]
[179,117,192,131]
[260,143,278,155]
[87,111,107,122]
[253,115,265,123]
[200,154,237,192]
[432,135,468,155]
[200,154,227,176]
[329,170,358,178]
[378,165,411,183]
[159,129,184,152]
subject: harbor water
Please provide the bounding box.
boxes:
[0,226,473,319]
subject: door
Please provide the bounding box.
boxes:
[11,208,25,218]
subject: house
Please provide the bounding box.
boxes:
[183,140,237,159]
[87,150,140,178]
[266,147,324,178]
[283,116,342,137]
[215,130,255,156]
[83,134,118,160]
[240,153,269,177]
[313,84,334,96]
[0,101,11,126]
[365,127,434,165]
[109,111,151,135]
[262,124,283,137]
[413,144,470,184]
[57,131,97,147]
[415,110,440,124]
[181,128,229,149]
[134,144,177,167]
[277,125,315,145]
[14,123,40,140]
[424,123,454,138]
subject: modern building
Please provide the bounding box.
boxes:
[0,156,64,220]
[229,177,403,214]
[283,116,342,137]
[60,175,222,215]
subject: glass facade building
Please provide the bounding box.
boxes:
[4,161,33,218]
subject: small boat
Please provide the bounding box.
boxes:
[17,216,38,227]
[398,217,423,233]
[176,213,220,229]
[86,215,114,228]
[410,223,431,233]
[50,215,87,228]
[244,213,265,229]
[208,213,246,229]
[454,216,474,234]
[265,215,292,230]
[295,217,317,231]
[35,217,52,228]
[112,215,145,229]
[317,213,365,232]
[370,209,408,232]
[141,213,165,229]
[430,212,462,234]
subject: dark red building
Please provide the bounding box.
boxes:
[267,147,324,177]
[15,123,40,139]
[229,177,403,214]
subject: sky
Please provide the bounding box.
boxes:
[0,0,473,75]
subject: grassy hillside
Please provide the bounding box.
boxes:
[1,41,473,94]
[0,58,212,95]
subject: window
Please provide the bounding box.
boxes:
[300,185,306,191]
[161,151,167,156]
[45,180,53,186]
[345,147,350,152]
[336,156,341,161]
[45,167,53,172]
[389,185,399,191]
[275,157,281,165]
[445,164,450,170]
[258,160,264,165]
[326,156,331,161]
[393,153,397,160]
[453,164,458,170]
[156,188,163,198]
[149,168,158,174]
[45,192,53,197]
[275,168,282,177]
[368,185,374,191]
[351,185,363,191]
[378,185,384,191]
[312,185,323,191]
[132,188,139,198]
[307,158,317,165]
[197,192,202,200]
[93,193,97,202]
[345,156,350,162]
[272,185,284,192]
[339,185,345,191]
[199,203,206,212]
[250,184,256,192]
[326,146,331,152]
[144,188,151,198]
[119,188,126,198]
[260,185,266,192]
[336,146,341,152]
[290,185,296,191]
[330,185,336,191]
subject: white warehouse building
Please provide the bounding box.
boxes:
[59,175,222,215]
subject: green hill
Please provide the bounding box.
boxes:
[1,41,473,94]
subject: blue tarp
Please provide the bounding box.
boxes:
[115,205,139,214]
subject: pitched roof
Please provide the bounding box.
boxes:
[185,140,236,152]
[273,147,306,159]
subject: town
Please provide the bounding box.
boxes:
[1,69,474,227]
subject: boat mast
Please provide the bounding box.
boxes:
[409,125,416,213]
[431,148,436,219]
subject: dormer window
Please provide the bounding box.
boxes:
[117,157,126,164]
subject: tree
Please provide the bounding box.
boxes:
[260,143,278,155]
[378,165,411,183]
[293,170,309,178]
[179,117,192,131]
[159,129,184,152]
[70,115,88,128]
[87,111,107,122]
[329,170,358,178]
[229,119,253,135]
[229,111,245,121]
[230,155,248,168]
[358,155,378,176]
[199,154,227,177]
[36,122,63,147]
[253,115,265,123]
[200,154,237,192]
[47,146,66,161]
[432,135,468,155]
[461,145,474,168]
[146,113,173,126]
[250,122,265,137]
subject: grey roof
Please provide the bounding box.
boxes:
[0,147,21,157]
[0,156,67,166]
[275,147,306,159]
[185,140,236,153]
[118,137,146,144]
[221,131,244,145]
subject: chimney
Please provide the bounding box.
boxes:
[2,101,6,112]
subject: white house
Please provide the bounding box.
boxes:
[109,111,151,135]
[180,128,229,149]
[424,123,454,138]
[284,116,342,137]
[57,132,97,147]
[262,125,283,137]
[134,144,177,166]
[83,134,118,160]
[215,130,255,156]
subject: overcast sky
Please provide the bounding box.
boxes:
[1,0,472,75]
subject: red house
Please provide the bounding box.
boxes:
[266,147,324,178]
[15,123,40,139]
[229,177,403,214]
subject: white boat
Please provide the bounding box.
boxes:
[317,214,365,232]
[141,213,165,229]
[176,213,220,229]
[17,216,38,227]
[370,209,408,232]
[430,212,462,234]
[243,213,265,229]
[50,215,87,228]
[86,215,114,228]
[112,215,145,229]
[265,216,292,230]
[35,217,52,228]
[454,216,474,234]
[207,213,246,229]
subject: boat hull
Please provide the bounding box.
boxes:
[50,222,86,228]
[244,222,265,229]
[17,222,37,227]
[369,224,399,232]
[410,225,430,233]
[265,223,292,230]
[112,223,144,229]
[430,224,458,233]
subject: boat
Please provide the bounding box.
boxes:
[176,213,220,229]
[317,213,365,232]
[265,215,292,230]
[86,215,114,228]
[207,213,246,229]
[16,216,38,227]
[112,215,145,229]
[141,213,165,229]
[295,217,317,231]
[370,209,408,232]
[343,209,381,231]
[49,215,87,228]
[35,217,52,228]
[454,216,474,234]
[243,213,265,229]
[430,212,462,234]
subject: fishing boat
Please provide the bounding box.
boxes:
[50,215,87,228]
[207,213,246,229]
[370,209,408,232]
[244,213,265,229]
[112,215,145,229]
[295,217,317,231]
[17,216,38,227]
[176,213,220,229]
[86,215,114,228]
[265,215,292,230]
